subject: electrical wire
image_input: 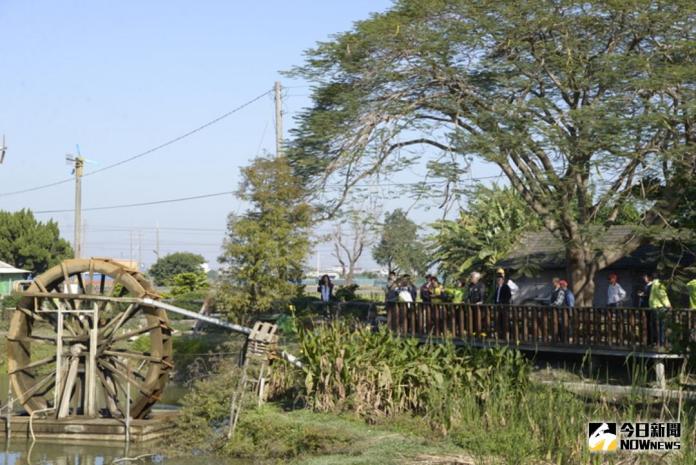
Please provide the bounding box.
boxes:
[0,89,272,198]
[31,174,502,215]
[33,191,235,214]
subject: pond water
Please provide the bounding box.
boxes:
[0,440,254,465]
[0,375,247,465]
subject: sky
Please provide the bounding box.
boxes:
[0,0,500,272]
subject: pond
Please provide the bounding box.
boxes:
[0,375,246,465]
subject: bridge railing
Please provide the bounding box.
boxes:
[386,303,696,352]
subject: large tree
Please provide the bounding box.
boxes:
[218,156,312,320]
[0,209,73,273]
[149,252,206,286]
[288,0,696,305]
[373,209,428,275]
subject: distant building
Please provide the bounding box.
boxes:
[498,226,695,306]
[0,260,30,296]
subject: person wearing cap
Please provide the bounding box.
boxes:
[607,273,627,307]
[559,279,574,340]
[559,280,575,307]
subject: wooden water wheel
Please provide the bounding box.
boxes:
[6,258,173,419]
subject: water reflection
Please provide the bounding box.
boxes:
[1,440,158,465]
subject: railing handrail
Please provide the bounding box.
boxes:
[385,302,695,353]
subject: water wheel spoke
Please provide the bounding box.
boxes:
[15,306,48,322]
[110,357,148,381]
[9,355,57,375]
[96,368,127,417]
[100,304,139,337]
[103,349,163,364]
[77,273,87,295]
[18,371,56,403]
[98,360,150,395]
[9,335,57,344]
[108,324,161,345]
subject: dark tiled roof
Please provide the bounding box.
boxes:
[499,226,694,270]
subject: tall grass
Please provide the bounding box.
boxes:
[269,320,696,465]
[292,322,528,431]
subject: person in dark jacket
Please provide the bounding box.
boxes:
[420,274,433,304]
[467,271,486,305]
[493,276,512,304]
[493,275,511,338]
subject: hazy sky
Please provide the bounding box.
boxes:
[0,1,499,272]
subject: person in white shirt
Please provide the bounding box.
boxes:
[607,273,627,307]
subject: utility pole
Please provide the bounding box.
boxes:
[67,154,84,258]
[274,81,283,157]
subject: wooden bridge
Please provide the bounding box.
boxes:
[386,303,695,359]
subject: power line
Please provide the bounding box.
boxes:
[33,191,235,214]
[31,174,502,215]
[0,89,272,198]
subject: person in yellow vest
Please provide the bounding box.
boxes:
[431,277,445,303]
[649,277,671,347]
[448,277,466,304]
[688,279,696,310]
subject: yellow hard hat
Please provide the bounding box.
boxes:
[496,267,505,275]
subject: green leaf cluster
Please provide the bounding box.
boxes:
[431,185,539,280]
[149,251,205,286]
[169,271,209,296]
[0,209,73,273]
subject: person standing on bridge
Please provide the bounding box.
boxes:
[606,273,627,307]
[420,274,433,304]
[559,280,574,340]
[688,278,696,310]
[467,272,486,305]
[550,277,566,307]
[649,277,672,347]
[637,273,654,308]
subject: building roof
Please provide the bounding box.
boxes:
[0,260,30,275]
[499,226,695,270]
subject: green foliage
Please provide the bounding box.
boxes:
[149,252,205,286]
[0,209,73,273]
[372,209,429,275]
[334,284,359,302]
[168,289,209,312]
[169,271,209,296]
[431,185,539,279]
[218,156,312,322]
[223,406,359,460]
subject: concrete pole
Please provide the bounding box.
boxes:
[274,81,283,157]
[73,157,84,258]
